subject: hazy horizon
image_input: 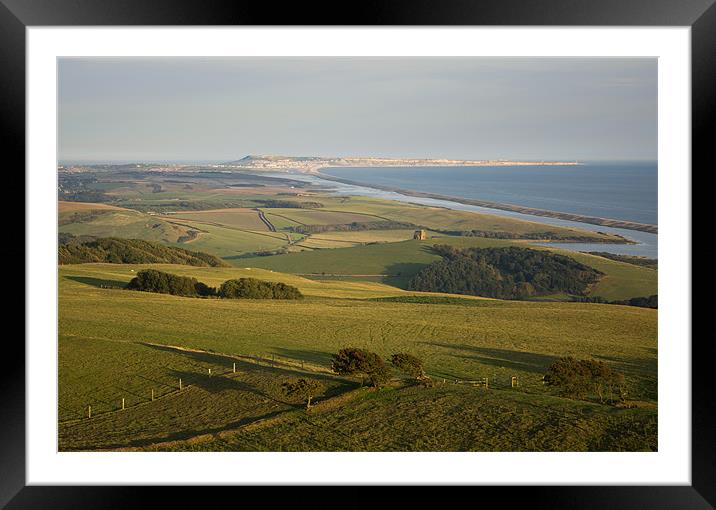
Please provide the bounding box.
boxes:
[58,57,657,163]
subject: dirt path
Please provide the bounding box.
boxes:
[256,209,276,232]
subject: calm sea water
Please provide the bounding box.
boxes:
[322,162,657,226]
[272,164,658,258]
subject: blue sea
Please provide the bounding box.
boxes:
[322,162,657,226]
[277,162,658,258]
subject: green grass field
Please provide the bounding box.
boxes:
[168,208,270,231]
[281,196,626,241]
[140,384,656,452]
[240,237,657,300]
[58,185,657,452]
[58,262,657,451]
[59,208,191,244]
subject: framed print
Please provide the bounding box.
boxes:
[5,0,709,506]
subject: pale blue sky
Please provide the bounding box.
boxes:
[58,57,657,163]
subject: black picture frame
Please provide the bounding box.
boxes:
[4,0,708,506]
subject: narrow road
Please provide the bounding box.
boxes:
[256,209,276,232]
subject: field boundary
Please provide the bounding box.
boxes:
[58,342,338,426]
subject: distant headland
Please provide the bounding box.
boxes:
[220,155,582,173]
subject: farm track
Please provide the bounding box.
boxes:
[256,209,276,232]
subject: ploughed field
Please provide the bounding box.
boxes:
[58,263,657,451]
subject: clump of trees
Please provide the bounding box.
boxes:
[126,270,302,300]
[282,378,326,410]
[408,246,603,300]
[331,348,392,388]
[543,356,626,403]
[126,269,213,297]
[58,236,228,267]
[572,294,658,309]
[257,200,323,209]
[330,349,433,388]
[289,221,417,235]
[218,278,303,299]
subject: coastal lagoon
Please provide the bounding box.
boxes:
[277,167,658,259]
[323,163,657,226]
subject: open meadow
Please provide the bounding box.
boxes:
[58,262,657,451]
[57,169,657,452]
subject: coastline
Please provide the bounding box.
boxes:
[313,170,658,235]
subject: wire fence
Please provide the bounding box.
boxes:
[60,344,531,424]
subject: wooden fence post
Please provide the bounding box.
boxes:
[233,362,236,373]
[122,398,125,410]
[87,405,91,419]
[151,389,155,401]
[179,378,183,390]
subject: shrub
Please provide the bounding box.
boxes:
[544,356,626,403]
[126,269,204,297]
[281,378,326,410]
[331,347,391,388]
[217,278,302,300]
[389,353,425,380]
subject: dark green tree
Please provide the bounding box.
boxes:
[218,278,302,300]
[544,357,625,403]
[331,347,391,388]
[282,378,326,410]
[389,353,426,381]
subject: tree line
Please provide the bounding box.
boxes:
[571,294,658,309]
[435,229,622,242]
[126,269,303,300]
[58,236,228,267]
[408,245,603,300]
[288,220,417,235]
[256,200,323,209]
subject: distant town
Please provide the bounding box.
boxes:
[58,155,581,175]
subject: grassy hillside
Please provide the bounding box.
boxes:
[58,262,656,451]
[59,264,657,451]
[59,201,194,244]
[137,384,656,452]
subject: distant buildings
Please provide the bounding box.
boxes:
[413,229,427,240]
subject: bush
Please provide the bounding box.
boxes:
[217,278,302,300]
[389,353,425,380]
[126,269,207,297]
[281,378,326,410]
[331,347,391,388]
[544,357,626,403]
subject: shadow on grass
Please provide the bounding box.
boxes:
[422,343,559,374]
[64,275,128,288]
[141,343,356,399]
[383,262,430,289]
[272,347,331,366]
